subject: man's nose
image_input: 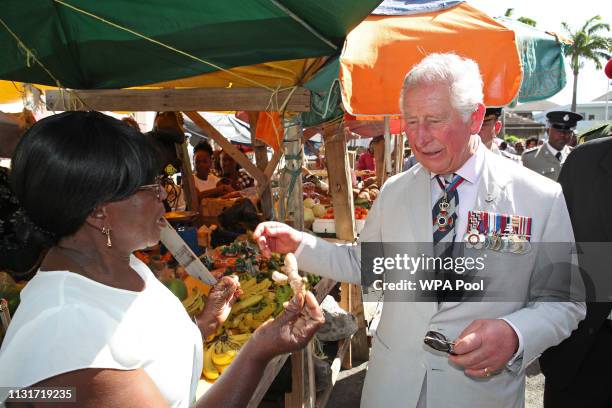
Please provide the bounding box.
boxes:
[413,122,430,146]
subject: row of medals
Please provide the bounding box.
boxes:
[463,214,531,254]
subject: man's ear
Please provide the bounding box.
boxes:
[494,120,503,135]
[470,104,486,135]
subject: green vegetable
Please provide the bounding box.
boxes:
[275,284,292,314]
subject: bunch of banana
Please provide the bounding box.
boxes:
[203,344,220,381]
[240,278,272,298]
[204,333,252,381]
[182,287,205,317]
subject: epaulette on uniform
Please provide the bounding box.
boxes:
[522,147,538,155]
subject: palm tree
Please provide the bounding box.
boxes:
[562,16,612,112]
[517,17,536,27]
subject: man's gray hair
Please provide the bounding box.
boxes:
[400,53,483,122]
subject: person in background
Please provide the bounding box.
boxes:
[539,136,612,408]
[514,141,524,155]
[357,139,376,171]
[525,136,538,150]
[219,150,255,191]
[478,107,521,164]
[121,116,141,131]
[0,111,324,407]
[523,111,583,181]
[192,141,233,200]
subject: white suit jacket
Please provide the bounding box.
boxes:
[297,148,585,408]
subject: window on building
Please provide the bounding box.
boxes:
[588,114,595,120]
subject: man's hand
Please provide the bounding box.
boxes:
[252,221,303,258]
[449,319,519,378]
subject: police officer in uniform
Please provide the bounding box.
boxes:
[478,107,522,164]
[523,111,583,181]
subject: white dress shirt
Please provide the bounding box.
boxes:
[545,142,567,163]
[430,140,485,242]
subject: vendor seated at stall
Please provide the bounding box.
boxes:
[356,139,376,171]
[193,141,234,200]
[219,149,255,191]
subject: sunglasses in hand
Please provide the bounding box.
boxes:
[424,331,456,354]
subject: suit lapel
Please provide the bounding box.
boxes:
[407,166,433,242]
[404,166,437,317]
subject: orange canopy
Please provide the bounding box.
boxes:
[339,2,522,116]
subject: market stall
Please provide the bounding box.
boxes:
[0,2,384,406]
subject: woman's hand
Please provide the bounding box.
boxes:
[248,291,325,362]
[196,275,241,339]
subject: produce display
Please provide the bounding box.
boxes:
[303,175,377,228]
[138,239,319,383]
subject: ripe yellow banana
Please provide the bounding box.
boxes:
[241,279,272,298]
[182,288,201,308]
[228,333,252,344]
[203,345,220,381]
[212,348,237,366]
[231,294,263,314]
[254,302,275,321]
[239,277,257,291]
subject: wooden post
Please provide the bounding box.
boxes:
[394,133,406,175]
[281,116,306,406]
[322,125,370,368]
[384,117,393,180]
[285,351,306,408]
[177,140,199,212]
[322,124,355,241]
[350,284,370,362]
[248,112,274,220]
[280,117,304,229]
[372,136,386,187]
[339,282,353,369]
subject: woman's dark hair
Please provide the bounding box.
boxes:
[1,111,160,276]
[193,140,213,157]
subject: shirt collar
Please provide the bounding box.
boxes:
[545,142,560,156]
[430,138,485,185]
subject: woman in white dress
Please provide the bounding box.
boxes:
[0,111,323,407]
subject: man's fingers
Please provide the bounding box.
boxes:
[449,346,489,369]
[453,332,482,355]
[457,320,483,340]
[464,367,494,379]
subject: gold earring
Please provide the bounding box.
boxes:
[101,227,112,248]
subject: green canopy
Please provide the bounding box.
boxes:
[0,0,381,89]
[497,17,568,103]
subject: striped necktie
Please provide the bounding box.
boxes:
[432,174,464,302]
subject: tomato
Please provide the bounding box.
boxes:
[213,257,238,269]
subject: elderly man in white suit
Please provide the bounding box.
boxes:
[254,53,585,408]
